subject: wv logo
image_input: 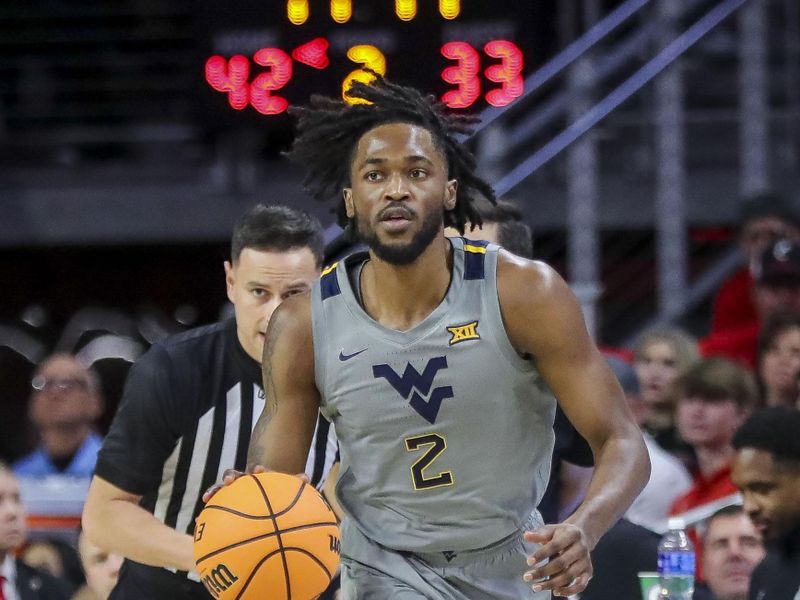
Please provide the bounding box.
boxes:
[373,356,453,424]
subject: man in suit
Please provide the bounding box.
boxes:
[0,461,70,599]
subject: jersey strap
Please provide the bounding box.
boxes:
[320,262,341,300]
[462,239,488,280]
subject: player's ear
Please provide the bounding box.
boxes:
[443,179,457,211]
[343,188,355,219]
[224,261,236,302]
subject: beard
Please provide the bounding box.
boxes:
[354,206,443,266]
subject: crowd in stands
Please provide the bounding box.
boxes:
[1,195,800,599]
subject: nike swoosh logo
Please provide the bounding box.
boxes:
[339,348,367,361]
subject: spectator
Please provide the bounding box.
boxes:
[694,505,765,600]
[21,537,85,593]
[20,539,65,580]
[756,313,800,408]
[633,327,700,452]
[0,461,72,599]
[13,354,103,479]
[711,193,800,336]
[608,356,693,534]
[70,530,122,600]
[752,240,800,322]
[670,358,757,580]
[445,197,534,258]
[731,407,800,599]
[703,239,800,369]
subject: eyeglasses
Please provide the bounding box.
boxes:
[31,376,89,393]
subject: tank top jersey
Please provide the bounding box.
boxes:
[311,236,557,553]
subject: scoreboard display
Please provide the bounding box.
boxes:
[197,1,551,122]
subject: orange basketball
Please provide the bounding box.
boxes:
[194,472,340,600]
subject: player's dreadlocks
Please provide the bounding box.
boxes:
[285,74,496,233]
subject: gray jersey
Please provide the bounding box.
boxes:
[311,237,556,553]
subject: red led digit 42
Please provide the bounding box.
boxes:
[205,49,296,115]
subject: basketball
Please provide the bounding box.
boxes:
[194,472,340,600]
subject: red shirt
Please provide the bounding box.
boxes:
[670,464,739,582]
[699,322,759,370]
[670,463,737,515]
[711,268,757,334]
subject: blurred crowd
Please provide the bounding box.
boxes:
[1,193,800,599]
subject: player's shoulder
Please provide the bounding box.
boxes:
[496,251,566,304]
[266,293,314,361]
[273,291,313,329]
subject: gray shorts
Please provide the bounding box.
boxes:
[339,512,550,600]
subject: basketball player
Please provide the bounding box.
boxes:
[82,205,338,599]
[242,78,650,598]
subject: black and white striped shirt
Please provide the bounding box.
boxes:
[95,318,336,595]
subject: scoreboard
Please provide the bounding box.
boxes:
[196,1,550,121]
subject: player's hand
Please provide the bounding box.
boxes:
[201,466,310,503]
[522,523,593,597]
[201,466,261,503]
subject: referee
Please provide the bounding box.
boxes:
[82,204,338,599]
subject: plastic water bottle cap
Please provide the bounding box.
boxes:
[668,517,686,530]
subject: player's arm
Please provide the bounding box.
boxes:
[498,253,650,595]
[83,476,196,572]
[247,293,321,474]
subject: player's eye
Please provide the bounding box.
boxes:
[409,168,427,178]
[365,171,383,181]
[251,288,266,297]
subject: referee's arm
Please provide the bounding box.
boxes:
[83,476,196,572]
[82,347,197,573]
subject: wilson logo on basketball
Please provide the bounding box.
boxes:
[329,534,341,555]
[202,563,239,598]
[194,472,341,599]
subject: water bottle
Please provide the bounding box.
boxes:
[657,517,695,600]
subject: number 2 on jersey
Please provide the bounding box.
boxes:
[405,433,454,491]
